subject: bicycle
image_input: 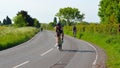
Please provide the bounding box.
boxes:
[56,34,63,51]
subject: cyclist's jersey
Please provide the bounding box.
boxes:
[56,25,63,37]
[73,26,76,32]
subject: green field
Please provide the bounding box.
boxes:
[64,24,120,68]
[0,26,39,50]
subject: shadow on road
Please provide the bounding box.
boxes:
[61,49,95,53]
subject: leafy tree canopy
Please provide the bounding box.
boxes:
[17,10,34,26]
[13,14,27,27]
[33,18,41,28]
[13,10,40,27]
[56,7,85,25]
[98,0,120,24]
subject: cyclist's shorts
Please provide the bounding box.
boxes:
[56,30,63,37]
[57,32,62,37]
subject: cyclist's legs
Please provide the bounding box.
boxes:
[56,33,61,45]
[73,31,76,37]
[56,36,61,44]
[56,34,63,51]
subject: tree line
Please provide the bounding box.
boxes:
[0,10,41,28]
[0,16,12,25]
[1,0,120,28]
[49,0,120,28]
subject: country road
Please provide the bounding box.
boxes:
[0,30,106,68]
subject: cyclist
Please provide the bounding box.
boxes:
[73,25,77,37]
[55,22,64,50]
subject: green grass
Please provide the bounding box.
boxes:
[64,30,120,68]
[0,26,39,50]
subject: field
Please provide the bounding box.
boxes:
[0,26,39,50]
[64,24,120,68]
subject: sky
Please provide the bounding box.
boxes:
[0,0,100,23]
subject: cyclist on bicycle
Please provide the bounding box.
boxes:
[55,22,64,50]
[73,25,77,37]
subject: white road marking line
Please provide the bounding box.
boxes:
[41,48,53,56]
[81,40,98,65]
[13,61,29,68]
[87,42,98,65]
[81,40,98,66]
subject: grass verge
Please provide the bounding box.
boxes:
[0,26,39,50]
[64,30,120,68]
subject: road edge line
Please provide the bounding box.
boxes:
[81,40,98,66]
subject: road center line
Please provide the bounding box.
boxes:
[13,61,29,68]
[41,48,53,56]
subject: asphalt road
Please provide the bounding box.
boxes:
[0,30,98,68]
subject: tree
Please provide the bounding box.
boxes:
[60,19,67,26]
[0,21,2,25]
[98,0,120,24]
[6,16,12,25]
[13,14,27,27]
[13,10,39,27]
[56,7,85,25]
[2,16,12,25]
[49,22,56,27]
[3,19,7,25]
[33,18,40,28]
[53,17,57,24]
[15,10,34,26]
[25,15,34,26]
[48,17,58,28]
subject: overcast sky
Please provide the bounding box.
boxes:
[0,0,100,23]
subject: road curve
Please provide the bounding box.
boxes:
[0,30,106,68]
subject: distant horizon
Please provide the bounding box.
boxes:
[0,0,100,23]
